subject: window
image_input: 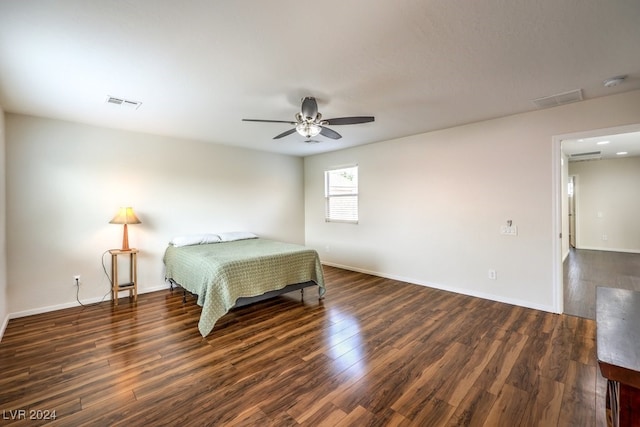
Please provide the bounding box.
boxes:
[325,166,358,223]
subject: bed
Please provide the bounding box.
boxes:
[163,234,326,336]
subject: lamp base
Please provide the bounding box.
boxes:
[121,224,130,251]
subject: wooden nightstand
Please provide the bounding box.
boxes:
[109,249,138,305]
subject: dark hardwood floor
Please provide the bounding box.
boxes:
[1,266,606,426]
[563,248,640,319]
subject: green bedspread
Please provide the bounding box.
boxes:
[163,238,325,336]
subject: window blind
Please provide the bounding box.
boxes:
[325,166,358,223]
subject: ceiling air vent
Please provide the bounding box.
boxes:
[105,96,142,110]
[569,151,601,162]
[107,96,124,105]
[532,89,583,109]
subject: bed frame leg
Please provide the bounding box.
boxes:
[301,288,304,301]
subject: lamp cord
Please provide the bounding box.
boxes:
[75,250,113,308]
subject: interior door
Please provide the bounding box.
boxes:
[568,175,576,248]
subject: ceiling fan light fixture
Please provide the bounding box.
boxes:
[242,96,373,142]
[296,122,322,138]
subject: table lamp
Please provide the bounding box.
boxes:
[109,207,141,251]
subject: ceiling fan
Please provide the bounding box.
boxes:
[242,97,374,141]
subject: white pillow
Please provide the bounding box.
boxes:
[170,233,222,247]
[218,231,258,242]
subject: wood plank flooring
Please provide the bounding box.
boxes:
[1,266,606,426]
[564,248,640,319]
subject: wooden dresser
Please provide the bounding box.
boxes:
[596,287,640,427]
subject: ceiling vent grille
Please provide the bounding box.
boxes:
[532,89,583,109]
[569,151,601,162]
[105,96,142,110]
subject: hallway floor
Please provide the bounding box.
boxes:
[563,248,640,319]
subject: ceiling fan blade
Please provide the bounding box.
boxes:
[300,97,318,121]
[323,116,375,126]
[273,128,298,139]
[320,126,342,140]
[243,119,297,125]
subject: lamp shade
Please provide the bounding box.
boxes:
[109,207,141,251]
[109,207,141,225]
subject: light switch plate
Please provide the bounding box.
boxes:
[500,225,518,236]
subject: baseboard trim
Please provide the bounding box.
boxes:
[575,246,640,254]
[321,261,557,314]
[7,283,171,321]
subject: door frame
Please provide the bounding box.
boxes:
[568,175,576,248]
[552,123,640,314]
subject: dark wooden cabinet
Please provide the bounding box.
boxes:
[596,287,640,427]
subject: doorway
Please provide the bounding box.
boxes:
[553,123,640,317]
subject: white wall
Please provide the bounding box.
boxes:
[0,107,7,339]
[5,114,305,315]
[305,90,640,312]
[570,156,640,253]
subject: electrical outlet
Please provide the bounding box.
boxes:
[74,275,81,286]
[488,269,497,280]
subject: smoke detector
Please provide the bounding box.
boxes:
[603,76,626,88]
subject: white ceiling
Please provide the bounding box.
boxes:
[563,130,640,162]
[1,1,640,157]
